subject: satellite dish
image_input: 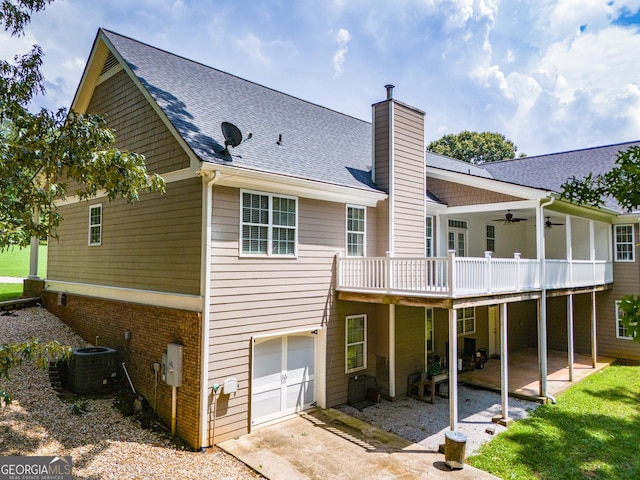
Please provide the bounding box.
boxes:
[221,122,243,148]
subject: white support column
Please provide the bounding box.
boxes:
[500,303,509,422]
[448,308,458,431]
[538,297,548,398]
[389,304,396,398]
[565,216,572,284]
[591,291,597,368]
[28,208,40,279]
[567,294,574,382]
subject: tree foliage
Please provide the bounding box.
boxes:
[0,338,71,405]
[561,146,640,211]
[561,146,640,344]
[0,0,165,250]
[427,130,524,164]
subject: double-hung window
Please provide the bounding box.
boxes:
[425,308,434,354]
[346,206,366,256]
[346,314,367,373]
[456,307,475,335]
[88,204,102,246]
[486,224,496,252]
[425,215,434,257]
[615,225,635,262]
[616,301,634,339]
[241,191,297,256]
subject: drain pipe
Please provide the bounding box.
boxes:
[538,196,555,404]
[198,169,221,450]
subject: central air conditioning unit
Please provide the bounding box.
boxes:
[67,347,119,394]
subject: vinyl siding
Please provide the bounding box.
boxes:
[206,186,379,442]
[596,225,640,361]
[392,105,425,256]
[87,69,191,174]
[48,178,202,294]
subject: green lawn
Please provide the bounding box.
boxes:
[469,364,640,479]
[0,245,47,301]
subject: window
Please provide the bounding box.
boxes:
[425,308,434,354]
[88,204,102,246]
[241,191,297,256]
[346,314,367,373]
[346,206,366,256]
[456,307,475,335]
[615,225,635,262]
[425,215,434,257]
[448,219,467,257]
[486,224,496,252]
[616,301,634,340]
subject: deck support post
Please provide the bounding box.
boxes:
[567,294,574,381]
[500,302,509,421]
[591,291,597,368]
[389,304,396,398]
[538,296,548,398]
[448,308,458,431]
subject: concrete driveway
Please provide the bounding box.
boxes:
[219,408,498,480]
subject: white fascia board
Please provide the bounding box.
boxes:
[45,280,202,312]
[198,163,387,207]
[426,167,548,200]
[547,197,620,223]
[444,199,540,215]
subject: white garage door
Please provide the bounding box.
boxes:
[251,332,316,427]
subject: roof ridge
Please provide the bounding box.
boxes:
[100,28,371,127]
[488,139,640,164]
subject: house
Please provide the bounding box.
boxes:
[39,28,640,450]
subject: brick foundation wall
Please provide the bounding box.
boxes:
[42,292,202,449]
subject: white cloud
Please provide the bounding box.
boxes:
[332,27,351,77]
[234,33,271,65]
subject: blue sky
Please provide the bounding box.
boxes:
[2,0,639,156]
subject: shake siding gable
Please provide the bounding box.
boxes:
[87,69,191,174]
[427,177,521,206]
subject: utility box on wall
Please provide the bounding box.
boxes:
[166,343,183,387]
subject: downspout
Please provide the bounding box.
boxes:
[538,196,555,404]
[199,169,221,450]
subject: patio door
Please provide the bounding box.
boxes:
[488,305,501,357]
[448,221,467,256]
[251,332,316,427]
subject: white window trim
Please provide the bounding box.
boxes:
[425,215,434,257]
[240,189,298,258]
[88,204,102,246]
[616,300,634,340]
[346,205,366,257]
[345,314,367,373]
[486,224,496,253]
[614,224,635,262]
[425,308,434,361]
[457,307,476,336]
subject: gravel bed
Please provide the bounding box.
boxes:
[337,383,540,456]
[0,307,263,480]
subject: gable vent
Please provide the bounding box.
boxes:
[100,52,119,75]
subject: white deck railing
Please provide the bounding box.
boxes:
[336,252,612,298]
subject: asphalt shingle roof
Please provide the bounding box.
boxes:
[102,29,379,193]
[482,141,640,212]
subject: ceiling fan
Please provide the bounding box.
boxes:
[544,216,564,229]
[493,210,527,224]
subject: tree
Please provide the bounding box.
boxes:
[561,146,640,342]
[0,0,165,250]
[0,338,71,405]
[560,146,640,211]
[427,130,524,164]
